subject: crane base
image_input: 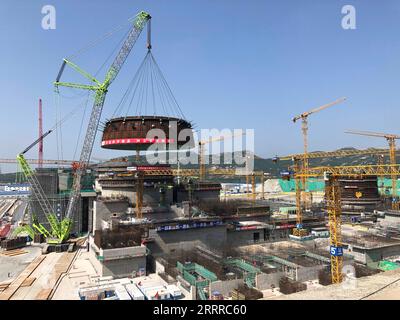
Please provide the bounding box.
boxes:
[42,242,75,254]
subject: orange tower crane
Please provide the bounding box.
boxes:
[291,97,347,233]
[345,130,400,210]
[296,163,400,284]
[279,147,388,238]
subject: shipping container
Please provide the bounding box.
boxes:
[125,283,145,300]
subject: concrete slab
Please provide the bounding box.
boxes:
[0,246,42,283]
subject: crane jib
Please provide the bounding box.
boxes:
[56,60,67,83]
[59,11,151,221]
[21,130,53,155]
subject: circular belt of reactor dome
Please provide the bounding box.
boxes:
[101,115,194,151]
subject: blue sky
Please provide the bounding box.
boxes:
[1,0,400,172]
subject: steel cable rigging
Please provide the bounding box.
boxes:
[110,50,186,121]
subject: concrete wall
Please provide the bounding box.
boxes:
[101,256,146,278]
[155,259,165,274]
[148,225,227,255]
[226,228,290,247]
[210,279,243,297]
[296,265,325,282]
[100,188,173,207]
[177,190,220,203]
[227,229,261,247]
[148,225,292,256]
[367,245,400,264]
[93,200,128,232]
[346,243,400,264]
[255,272,283,290]
[88,246,146,278]
[346,246,366,264]
[100,245,147,260]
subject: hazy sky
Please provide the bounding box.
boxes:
[1,0,400,172]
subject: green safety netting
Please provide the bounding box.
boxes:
[278,179,325,192]
[278,178,400,195]
[378,260,400,271]
[377,178,400,196]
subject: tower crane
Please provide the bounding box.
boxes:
[278,147,396,161]
[277,147,393,242]
[291,97,347,235]
[295,163,400,284]
[345,130,400,210]
[54,11,151,234]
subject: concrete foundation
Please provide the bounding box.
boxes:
[89,239,147,278]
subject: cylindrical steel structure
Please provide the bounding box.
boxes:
[326,176,380,211]
[101,116,194,151]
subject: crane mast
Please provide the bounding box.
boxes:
[55,11,151,225]
[295,163,400,284]
[292,97,346,235]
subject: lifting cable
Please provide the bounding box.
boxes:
[112,50,186,120]
[54,26,130,162]
[67,15,139,61]
[73,92,91,161]
[54,91,62,163]
[54,26,130,160]
[149,52,186,119]
[47,95,94,163]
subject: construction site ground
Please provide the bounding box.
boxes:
[0,246,42,283]
[52,248,100,300]
[270,268,400,300]
[0,248,77,300]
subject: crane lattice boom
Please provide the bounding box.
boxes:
[295,162,400,284]
[54,11,151,223]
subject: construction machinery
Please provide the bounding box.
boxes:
[118,167,267,218]
[294,162,400,284]
[15,130,72,244]
[54,11,151,235]
[345,130,400,210]
[278,147,394,238]
[0,158,93,166]
[292,97,347,218]
[279,147,396,161]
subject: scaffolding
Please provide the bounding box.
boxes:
[224,259,261,288]
[176,262,218,300]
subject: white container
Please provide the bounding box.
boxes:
[166,284,182,299]
[115,286,131,300]
[125,284,145,300]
